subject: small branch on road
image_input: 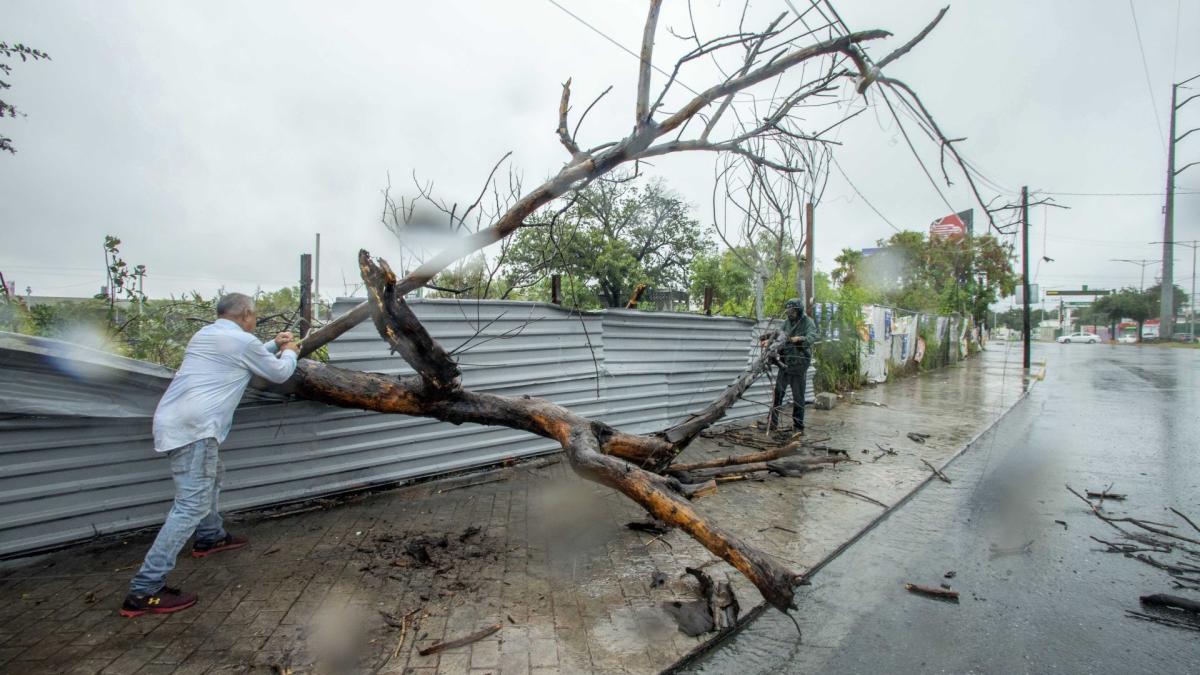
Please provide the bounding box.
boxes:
[1125,610,1200,633]
[904,582,959,602]
[830,487,888,509]
[921,459,951,484]
[1141,593,1200,615]
[418,623,502,656]
[1088,535,1170,555]
[1065,485,1200,546]
[1169,507,1200,535]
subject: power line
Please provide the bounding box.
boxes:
[542,0,703,99]
[1128,0,1168,155]
[830,155,902,233]
[1036,189,1200,197]
[1172,0,1182,83]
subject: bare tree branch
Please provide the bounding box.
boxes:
[635,0,664,124]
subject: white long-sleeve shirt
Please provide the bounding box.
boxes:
[152,318,298,452]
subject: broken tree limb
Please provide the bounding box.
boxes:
[418,623,501,656]
[687,566,740,631]
[297,357,799,610]
[921,458,951,483]
[668,442,800,472]
[670,456,846,483]
[659,330,791,449]
[904,582,959,602]
[283,7,957,615]
[1169,507,1200,535]
[678,479,718,499]
[1086,490,1126,501]
[830,488,889,509]
[1140,593,1200,614]
[1125,610,1200,632]
[359,253,460,392]
[1065,485,1200,546]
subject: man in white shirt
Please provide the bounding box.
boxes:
[121,293,300,617]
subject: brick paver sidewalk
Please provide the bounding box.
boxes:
[0,346,1027,674]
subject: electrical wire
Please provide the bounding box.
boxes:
[1128,0,1169,155]
[830,155,902,233]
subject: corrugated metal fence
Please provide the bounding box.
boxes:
[0,299,776,558]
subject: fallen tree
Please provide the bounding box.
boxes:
[286,2,955,612]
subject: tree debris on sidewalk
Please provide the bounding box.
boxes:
[1066,484,1200,629]
[830,487,889,509]
[1140,593,1200,615]
[1125,610,1200,633]
[1086,485,1126,501]
[627,518,671,535]
[417,623,502,656]
[907,432,931,444]
[663,567,741,636]
[921,458,951,483]
[904,582,959,602]
[287,1,958,612]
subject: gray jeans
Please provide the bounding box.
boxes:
[129,438,226,595]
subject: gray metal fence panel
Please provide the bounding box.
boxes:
[0,300,776,558]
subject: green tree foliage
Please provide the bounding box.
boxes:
[830,231,1016,321]
[1142,283,1189,319]
[992,307,1051,330]
[687,248,756,316]
[1,41,51,154]
[1,235,315,368]
[501,177,710,308]
[1097,288,1154,341]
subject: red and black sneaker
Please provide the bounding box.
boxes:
[191,533,248,558]
[119,586,197,617]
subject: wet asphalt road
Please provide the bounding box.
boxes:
[686,342,1200,674]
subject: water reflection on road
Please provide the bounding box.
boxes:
[684,343,1200,675]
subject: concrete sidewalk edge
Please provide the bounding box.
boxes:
[662,364,1039,674]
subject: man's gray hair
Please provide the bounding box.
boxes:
[216,292,255,318]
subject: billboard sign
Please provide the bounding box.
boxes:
[929,209,974,241]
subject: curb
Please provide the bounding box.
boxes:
[662,361,1041,674]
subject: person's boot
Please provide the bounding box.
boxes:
[119,586,197,617]
[191,533,248,558]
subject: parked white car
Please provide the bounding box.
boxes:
[1057,332,1100,344]
[1117,335,1138,344]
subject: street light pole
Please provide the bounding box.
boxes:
[1160,73,1200,339]
[1022,186,1031,370]
[1151,241,1200,339]
[1111,258,1159,292]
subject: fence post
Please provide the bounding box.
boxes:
[299,253,313,338]
[551,274,562,305]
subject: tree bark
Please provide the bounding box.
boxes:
[289,251,801,610]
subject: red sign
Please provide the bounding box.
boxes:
[929,212,968,241]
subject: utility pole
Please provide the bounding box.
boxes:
[1160,73,1200,339]
[1152,240,1199,339]
[314,233,321,320]
[1022,186,1031,370]
[804,201,815,314]
[299,254,313,338]
[1111,258,1158,291]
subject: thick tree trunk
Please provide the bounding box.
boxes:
[293,360,797,610]
[288,252,801,611]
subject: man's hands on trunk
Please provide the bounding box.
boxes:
[274,331,300,355]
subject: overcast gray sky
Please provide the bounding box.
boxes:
[2,1,1198,311]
